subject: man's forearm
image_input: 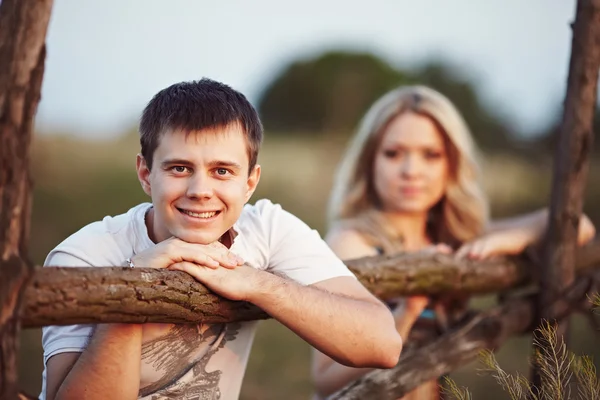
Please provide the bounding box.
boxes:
[56,324,143,400]
[246,271,401,368]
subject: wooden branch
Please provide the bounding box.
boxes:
[344,241,600,301]
[20,241,600,328]
[329,272,596,400]
[537,0,600,335]
[22,266,269,328]
[0,0,53,398]
[533,0,600,388]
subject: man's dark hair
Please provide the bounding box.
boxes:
[139,78,263,171]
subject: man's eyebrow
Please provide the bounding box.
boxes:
[207,160,243,170]
[160,159,243,170]
[160,158,194,167]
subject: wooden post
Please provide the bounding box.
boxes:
[0,1,53,398]
[532,0,600,391]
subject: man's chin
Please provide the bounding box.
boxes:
[174,230,223,245]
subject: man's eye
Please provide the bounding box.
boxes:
[216,168,229,176]
[173,166,188,173]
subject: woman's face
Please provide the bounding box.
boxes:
[372,111,450,215]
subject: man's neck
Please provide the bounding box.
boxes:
[144,206,159,243]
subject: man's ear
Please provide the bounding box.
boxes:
[245,164,261,203]
[136,154,152,196]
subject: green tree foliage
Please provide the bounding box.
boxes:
[258,51,411,136]
[257,50,515,151]
[413,61,515,151]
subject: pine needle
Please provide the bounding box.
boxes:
[572,355,600,400]
[441,376,472,400]
[531,321,574,400]
[478,349,536,400]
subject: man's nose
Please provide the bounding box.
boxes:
[186,173,214,199]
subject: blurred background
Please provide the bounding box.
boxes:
[18,0,600,398]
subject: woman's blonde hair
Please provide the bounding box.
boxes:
[328,85,489,251]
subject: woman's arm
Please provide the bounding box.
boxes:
[457,209,596,259]
[487,208,595,245]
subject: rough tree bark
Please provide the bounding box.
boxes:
[533,0,600,389]
[329,270,599,400]
[0,1,53,398]
[23,267,270,327]
[21,242,600,327]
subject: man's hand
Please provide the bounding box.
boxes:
[167,262,259,301]
[131,237,244,270]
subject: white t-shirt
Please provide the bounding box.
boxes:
[40,199,354,400]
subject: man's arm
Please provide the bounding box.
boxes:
[46,324,143,400]
[43,251,143,400]
[44,238,243,400]
[168,263,402,368]
[256,273,401,368]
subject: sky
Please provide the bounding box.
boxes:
[35,0,580,139]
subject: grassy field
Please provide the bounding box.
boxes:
[17,132,600,399]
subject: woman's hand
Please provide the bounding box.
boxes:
[395,296,429,319]
[419,243,453,256]
[456,229,532,260]
[578,214,596,245]
[390,296,429,341]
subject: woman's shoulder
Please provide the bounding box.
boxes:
[325,224,379,259]
[325,224,365,244]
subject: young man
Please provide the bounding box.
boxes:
[41,79,402,400]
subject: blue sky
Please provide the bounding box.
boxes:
[36,0,579,139]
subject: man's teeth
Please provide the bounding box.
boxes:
[182,210,217,219]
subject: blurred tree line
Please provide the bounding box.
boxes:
[257,50,599,156]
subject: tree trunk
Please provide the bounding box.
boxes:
[21,242,600,327]
[0,1,53,398]
[532,0,600,390]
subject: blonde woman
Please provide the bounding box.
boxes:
[312,86,595,400]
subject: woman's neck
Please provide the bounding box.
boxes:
[382,211,431,251]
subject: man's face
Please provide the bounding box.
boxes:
[137,124,260,244]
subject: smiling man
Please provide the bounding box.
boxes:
[40,79,402,400]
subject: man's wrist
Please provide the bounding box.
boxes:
[242,268,283,304]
